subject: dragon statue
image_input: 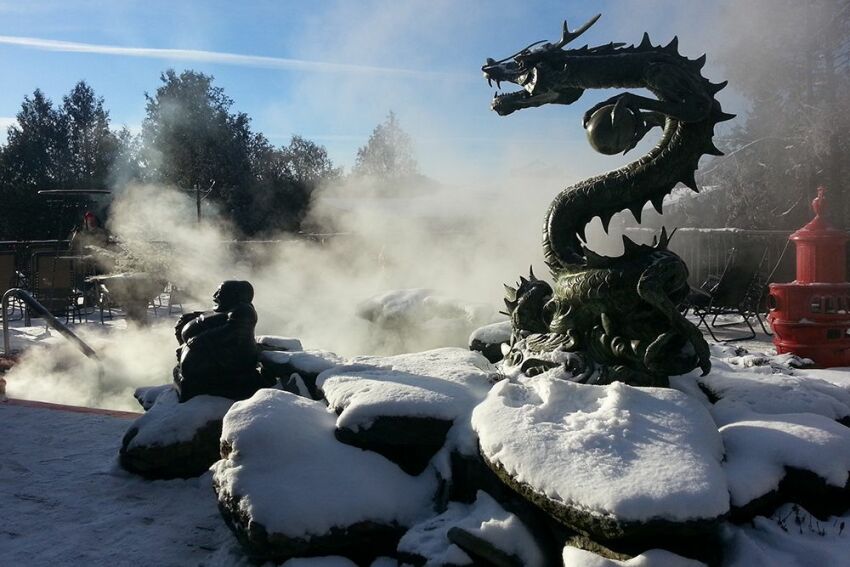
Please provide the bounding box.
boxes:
[483,14,733,386]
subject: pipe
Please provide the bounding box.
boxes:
[2,288,99,361]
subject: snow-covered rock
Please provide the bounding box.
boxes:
[212,389,438,564]
[397,491,545,567]
[259,349,345,400]
[356,288,502,353]
[561,547,707,566]
[119,387,234,479]
[697,359,850,426]
[468,320,512,363]
[721,411,850,518]
[317,348,497,474]
[257,335,304,352]
[471,376,729,548]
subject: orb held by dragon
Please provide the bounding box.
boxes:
[483,14,734,386]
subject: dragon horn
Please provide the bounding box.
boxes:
[554,13,602,49]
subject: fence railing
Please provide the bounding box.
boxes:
[624,228,796,287]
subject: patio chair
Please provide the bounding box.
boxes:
[687,248,771,342]
[31,252,82,322]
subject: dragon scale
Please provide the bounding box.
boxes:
[483,16,732,386]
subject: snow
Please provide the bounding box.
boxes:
[211,389,437,538]
[0,401,246,566]
[468,320,511,345]
[357,289,497,328]
[257,335,303,351]
[259,349,345,374]
[397,490,544,567]
[722,504,850,567]
[720,411,850,506]
[125,387,234,448]
[698,359,850,425]
[561,547,707,567]
[317,347,495,432]
[472,376,730,522]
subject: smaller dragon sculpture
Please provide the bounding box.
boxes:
[483,14,734,386]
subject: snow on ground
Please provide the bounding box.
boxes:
[472,376,729,522]
[0,401,248,567]
[212,389,438,539]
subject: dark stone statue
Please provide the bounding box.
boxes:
[173,280,272,402]
[481,14,734,386]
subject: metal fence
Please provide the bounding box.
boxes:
[624,228,796,287]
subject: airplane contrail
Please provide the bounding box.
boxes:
[0,35,470,80]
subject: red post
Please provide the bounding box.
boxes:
[768,187,850,367]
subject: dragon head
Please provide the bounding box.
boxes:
[482,14,606,116]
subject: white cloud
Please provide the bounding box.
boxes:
[0,35,472,81]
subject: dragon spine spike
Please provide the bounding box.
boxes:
[694,54,707,69]
[622,234,640,253]
[665,36,679,53]
[658,226,670,248]
[519,276,529,286]
[681,171,699,191]
[528,266,537,280]
[717,111,736,122]
[576,223,587,243]
[630,204,643,223]
[583,246,606,268]
[639,32,652,49]
[707,80,728,94]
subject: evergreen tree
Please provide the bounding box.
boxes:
[353,111,418,179]
[140,69,255,231]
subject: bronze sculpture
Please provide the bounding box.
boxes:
[483,14,732,386]
[173,280,270,401]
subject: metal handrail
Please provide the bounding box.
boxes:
[2,288,99,360]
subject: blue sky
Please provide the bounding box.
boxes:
[0,0,740,183]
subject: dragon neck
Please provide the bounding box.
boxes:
[542,102,723,272]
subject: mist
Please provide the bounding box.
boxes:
[5,0,794,411]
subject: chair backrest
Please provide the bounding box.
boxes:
[32,252,75,314]
[0,251,15,292]
[709,248,764,308]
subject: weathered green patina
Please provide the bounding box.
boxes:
[483,14,733,386]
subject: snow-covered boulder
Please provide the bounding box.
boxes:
[471,376,729,553]
[721,411,850,519]
[257,335,304,352]
[356,288,502,353]
[259,349,345,400]
[120,387,234,479]
[468,320,512,363]
[561,547,707,567]
[212,389,438,564]
[397,491,546,567]
[317,348,498,474]
[697,359,850,426]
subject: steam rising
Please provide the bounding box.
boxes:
[5,0,748,410]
